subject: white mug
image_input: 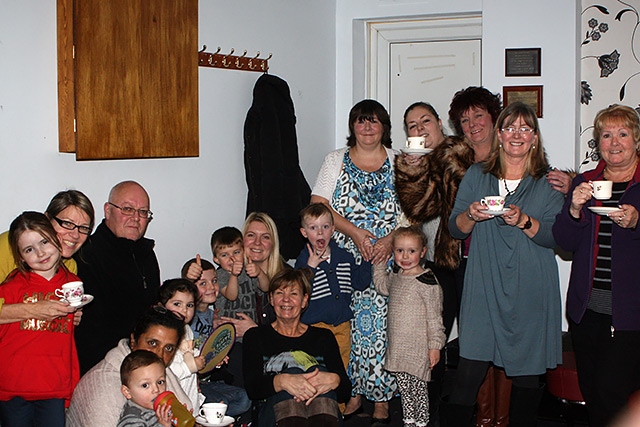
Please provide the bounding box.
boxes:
[406,136,426,149]
[480,196,505,211]
[591,180,612,200]
[199,402,227,424]
[55,281,84,305]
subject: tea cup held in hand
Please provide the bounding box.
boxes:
[406,136,426,149]
[55,281,84,305]
[199,402,227,424]
[480,196,506,212]
[591,180,612,200]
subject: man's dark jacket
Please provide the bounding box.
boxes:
[73,220,160,374]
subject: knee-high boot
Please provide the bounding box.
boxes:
[475,366,495,427]
[508,385,543,427]
[492,368,512,427]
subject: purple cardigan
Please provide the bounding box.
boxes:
[553,160,640,331]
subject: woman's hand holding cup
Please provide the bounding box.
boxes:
[570,182,593,218]
[467,201,494,223]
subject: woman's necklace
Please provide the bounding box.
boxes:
[604,158,638,182]
[503,178,521,197]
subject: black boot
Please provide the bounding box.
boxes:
[427,377,442,427]
[439,398,474,427]
[508,385,543,427]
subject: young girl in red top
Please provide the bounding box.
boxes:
[0,211,80,427]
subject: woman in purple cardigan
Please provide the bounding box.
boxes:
[553,104,640,427]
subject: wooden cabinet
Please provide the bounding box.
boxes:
[57,0,198,159]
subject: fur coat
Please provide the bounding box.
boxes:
[395,136,474,270]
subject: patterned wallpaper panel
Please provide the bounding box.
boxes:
[581,1,640,170]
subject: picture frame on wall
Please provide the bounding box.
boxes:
[503,85,543,118]
[505,48,541,77]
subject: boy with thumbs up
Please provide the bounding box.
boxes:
[210,226,268,327]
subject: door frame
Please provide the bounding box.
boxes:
[365,14,483,107]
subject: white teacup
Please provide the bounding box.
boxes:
[406,136,426,149]
[199,402,227,424]
[55,281,84,305]
[480,196,506,211]
[591,180,612,200]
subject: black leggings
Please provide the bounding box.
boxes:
[449,358,539,406]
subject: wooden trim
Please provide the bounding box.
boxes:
[57,0,76,153]
[502,85,543,118]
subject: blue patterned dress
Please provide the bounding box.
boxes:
[331,149,400,401]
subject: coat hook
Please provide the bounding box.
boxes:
[265,53,273,61]
[199,45,207,53]
[253,51,261,59]
[222,48,234,67]
[236,50,247,68]
[214,46,221,55]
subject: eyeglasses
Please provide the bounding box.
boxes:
[501,127,535,135]
[108,202,153,219]
[52,216,92,235]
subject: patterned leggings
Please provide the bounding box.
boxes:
[395,372,429,426]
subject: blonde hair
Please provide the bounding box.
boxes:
[593,104,640,145]
[242,212,285,279]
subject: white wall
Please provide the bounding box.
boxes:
[0,0,336,278]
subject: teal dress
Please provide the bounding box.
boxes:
[448,164,563,376]
[331,149,400,401]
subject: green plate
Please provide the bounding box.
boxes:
[198,323,236,374]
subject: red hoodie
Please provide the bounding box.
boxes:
[0,268,80,402]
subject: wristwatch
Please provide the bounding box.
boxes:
[520,215,532,230]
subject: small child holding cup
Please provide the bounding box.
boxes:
[0,211,81,426]
[117,350,173,427]
[373,226,445,427]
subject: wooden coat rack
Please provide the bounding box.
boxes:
[198,46,271,72]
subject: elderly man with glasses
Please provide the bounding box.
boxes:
[74,180,161,374]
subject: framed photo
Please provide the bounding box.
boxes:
[505,48,541,77]
[503,85,543,118]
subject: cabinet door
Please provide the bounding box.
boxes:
[57,0,198,159]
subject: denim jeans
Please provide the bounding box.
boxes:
[0,397,65,427]
[199,379,252,417]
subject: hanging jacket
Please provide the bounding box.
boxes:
[244,74,310,260]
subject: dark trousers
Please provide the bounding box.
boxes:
[570,310,640,427]
[426,262,457,424]
[0,397,65,427]
[449,358,538,406]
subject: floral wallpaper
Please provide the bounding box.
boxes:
[580,0,640,170]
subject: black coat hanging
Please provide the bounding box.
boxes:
[243,74,311,260]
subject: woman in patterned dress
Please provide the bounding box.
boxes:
[311,99,401,423]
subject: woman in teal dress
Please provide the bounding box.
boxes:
[311,99,401,423]
[446,102,564,427]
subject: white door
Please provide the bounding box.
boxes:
[389,39,481,143]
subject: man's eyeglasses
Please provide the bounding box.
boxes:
[500,127,535,135]
[52,216,92,235]
[108,202,153,220]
